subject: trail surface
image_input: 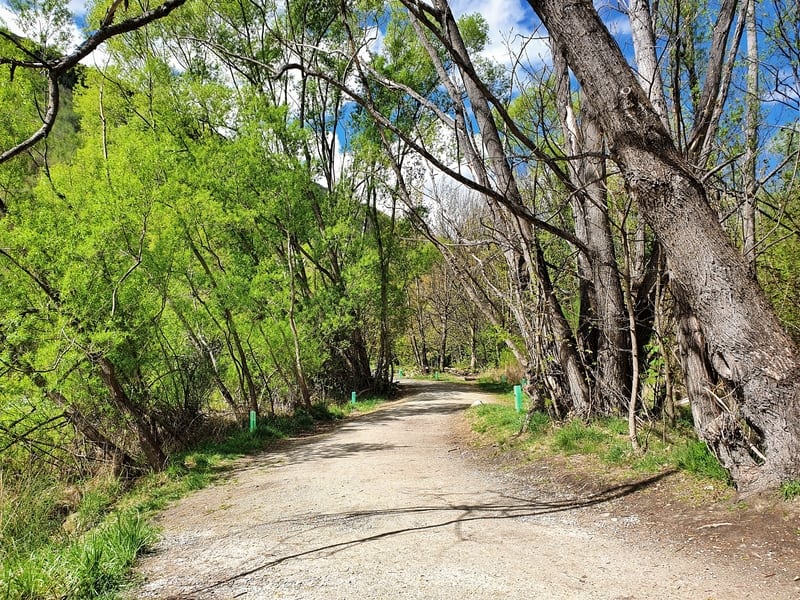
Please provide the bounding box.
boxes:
[131,380,799,599]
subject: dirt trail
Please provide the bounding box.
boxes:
[130,380,799,599]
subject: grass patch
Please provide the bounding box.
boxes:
[779,480,800,501]
[0,509,156,600]
[327,397,387,418]
[476,378,515,395]
[552,420,612,455]
[470,404,525,440]
[465,385,733,489]
[672,440,731,482]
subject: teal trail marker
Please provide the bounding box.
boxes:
[351,391,357,405]
[249,410,257,433]
[398,368,404,377]
[514,385,523,413]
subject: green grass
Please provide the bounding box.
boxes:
[476,378,515,395]
[672,440,731,482]
[327,397,387,418]
[465,381,734,487]
[0,509,156,600]
[552,420,613,455]
[779,479,800,501]
[470,404,525,439]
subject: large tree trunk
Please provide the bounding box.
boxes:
[528,0,800,492]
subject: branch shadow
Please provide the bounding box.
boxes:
[185,469,674,597]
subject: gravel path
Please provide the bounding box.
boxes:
[130,380,798,599]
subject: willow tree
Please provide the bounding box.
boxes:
[0,0,187,164]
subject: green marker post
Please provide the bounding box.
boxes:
[249,410,257,433]
[351,391,357,405]
[514,385,523,413]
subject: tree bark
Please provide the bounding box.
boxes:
[742,0,759,272]
[628,0,670,128]
[527,0,800,491]
[95,356,167,471]
[554,49,631,414]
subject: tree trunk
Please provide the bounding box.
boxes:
[95,356,167,471]
[628,0,669,128]
[33,378,140,477]
[469,321,478,372]
[286,237,312,408]
[742,0,759,272]
[554,50,631,414]
[528,0,800,491]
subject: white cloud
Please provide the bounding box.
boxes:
[66,0,89,15]
[0,2,23,35]
[448,0,548,67]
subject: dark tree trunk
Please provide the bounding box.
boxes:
[554,52,631,414]
[528,0,800,491]
[95,356,167,471]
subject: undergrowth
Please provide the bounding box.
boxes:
[0,397,389,599]
[466,388,733,487]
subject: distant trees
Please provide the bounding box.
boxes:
[318,0,800,491]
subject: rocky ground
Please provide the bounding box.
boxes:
[127,380,800,600]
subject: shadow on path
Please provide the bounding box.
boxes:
[184,470,674,597]
[227,380,482,471]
